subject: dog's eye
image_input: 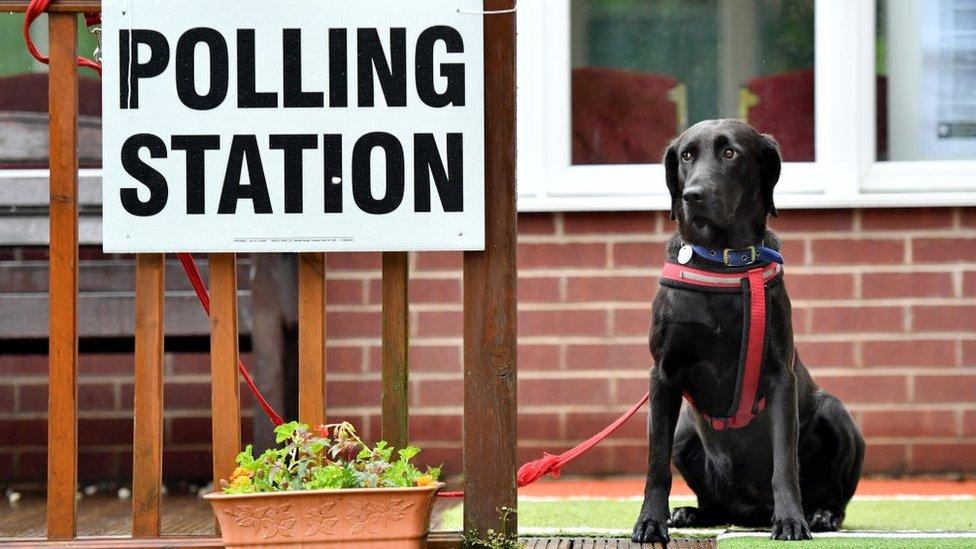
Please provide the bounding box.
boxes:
[680,151,693,162]
[723,148,737,160]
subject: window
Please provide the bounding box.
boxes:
[518,0,976,211]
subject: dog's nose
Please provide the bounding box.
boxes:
[682,186,705,204]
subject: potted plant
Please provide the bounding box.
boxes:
[205,421,443,548]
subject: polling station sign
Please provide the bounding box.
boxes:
[101,0,485,252]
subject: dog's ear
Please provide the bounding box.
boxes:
[664,140,681,220]
[759,133,781,218]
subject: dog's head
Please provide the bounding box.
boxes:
[664,119,781,242]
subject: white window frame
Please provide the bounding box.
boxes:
[516,0,976,212]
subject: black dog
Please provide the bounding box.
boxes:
[632,119,864,544]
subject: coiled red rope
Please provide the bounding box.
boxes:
[21,0,651,495]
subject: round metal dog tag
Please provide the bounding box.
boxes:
[678,245,693,264]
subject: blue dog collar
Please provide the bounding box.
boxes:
[689,244,784,267]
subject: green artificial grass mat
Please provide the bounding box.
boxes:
[439,498,976,534]
[718,536,976,549]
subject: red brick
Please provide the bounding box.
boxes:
[79,451,123,482]
[810,306,904,333]
[415,311,463,337]
[964,411,976,437]
[912,444,976,473]
[518,277,561,303]
[79,353,133,374]
[21,247,48,260]
[964,271,976,296]
[15,452,48,481]
[914,375,976,403]
[16,384,47,412]
[612,309,651,336]
[409,344,461,372]
[0,247,15,260]
[862,272,954,298]
[519,309,606,337]
[518,242,607,270]
[169,353,211,374]
[964,341,976,367]
[565,344,649,371]
[612,241,667,268]
[326,311,380,338]
[168,417,212,444]
[912,238,976,264]
[860,410,957,438]
[797,341,854,367]
[518,413,562,439]
[518,213,556,235]
[862,443,908,474]
[816,374,908,403]
[325,252,380,271]
[164,450,212,479]
[415,447,461,475]
[327,345,365,373]
[786,273,855,300]
[519,378,610,406]
[614,444,649,472]
[518,344,561,371]
[811,238,904,265]
[326,278,365,305]
[770,209,854,232]
[862,340,956,368]
[0,354,47,375]
[408,414,461,441]
[566,411,647,440]
[409,278,461,304]
[913,305,976,332]
[326,380,381,409]
[564,212,656,234]
[567,276,654,302]
[0,386,12,413]
[79,418,133,445]
[861,208,954,230]
[79,383,116,411]
[163,382,211,410]
[0,419,47,445]
[414,251,461,271]
[961,207,976,228]
[779,239,806,265]
[791,306,810,334]
[615,376,651,405]
[414,379,462,407]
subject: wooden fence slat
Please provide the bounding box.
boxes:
[131,254,165,537]
[208,254,241,501]
[381,251,409,449]
[46,11,79,540]
[463,0,518,537]
[298,252,327,426]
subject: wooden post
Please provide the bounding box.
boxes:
[381,252,409,449]
[209,254,241,500]
[46,11,79,540]
[131,254,165,537]
[298,252,327,426]
[463,0,518,537]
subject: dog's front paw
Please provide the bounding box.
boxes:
[668,506,699,527]
[808,509,842,532]
[771,514,812,541]
[632,514,669,545]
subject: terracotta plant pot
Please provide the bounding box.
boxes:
[205,483,444,548]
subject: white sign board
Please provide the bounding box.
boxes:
[101,0,484,252]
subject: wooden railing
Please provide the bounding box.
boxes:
[0,1,517,547]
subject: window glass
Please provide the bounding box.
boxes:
[571,0,815,164]
[877,0,976,161]
[0,13,102,169]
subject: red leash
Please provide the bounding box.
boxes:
[21,2,650,492]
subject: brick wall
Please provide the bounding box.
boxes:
[1,207,975,486]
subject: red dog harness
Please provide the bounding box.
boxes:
[660,261,784,430]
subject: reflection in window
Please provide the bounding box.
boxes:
[878,0,976,161]
[0,13,102,169]
[571,0,815,164]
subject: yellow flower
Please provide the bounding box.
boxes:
[231,466,253,480]
[230,475,252,489]
[415,474,434,487]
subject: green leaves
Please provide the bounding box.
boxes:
[220,422,441,495]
